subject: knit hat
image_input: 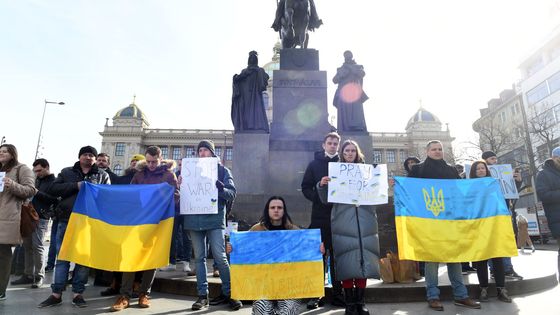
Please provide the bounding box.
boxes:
[197,140,216,157]
[78,145,98,158]
[552,147,560,157]
[481,151,496,160]
[403,156,421,173]
[131,154,145,162]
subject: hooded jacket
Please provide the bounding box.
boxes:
[32,173,58,219]
[536,159,560,237]
[131,159,179,207]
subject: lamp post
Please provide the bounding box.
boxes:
[35,99,65,160]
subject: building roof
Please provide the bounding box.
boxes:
[406,107,441,129]
[113,99,148,121]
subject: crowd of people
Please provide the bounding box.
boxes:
[0,131,558,314]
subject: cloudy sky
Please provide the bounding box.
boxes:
[1,0,559,172]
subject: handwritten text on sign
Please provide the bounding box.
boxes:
[465,164,519,199]
[180,157,218,214]
[327,163,388,205]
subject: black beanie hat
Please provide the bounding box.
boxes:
[197,140,216,157]
[403,156,421,173]
[481,151,496,160]
[78,145,98,158]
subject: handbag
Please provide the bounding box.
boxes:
[384,251,421,283]
[16,165,39,237]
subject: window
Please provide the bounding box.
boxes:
[373,150,382,163]
[386,150,396,163]
[526,81,549,105]
[400,150,407,162]
[172,147,181,160]
[115,143,125,156]
[226,147,233,161]
[548,71,560,94]
[215,147,222,158]
[555,105,560,123]
[186,146,195,157]
[500,111,507,123]
[113,164,123,176]
[161,147,169,159]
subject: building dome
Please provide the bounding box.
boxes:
[113,101,148,121]
[406,107,441,129]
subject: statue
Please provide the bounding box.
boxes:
[332,51,369,133]
[231,51,270,133]
[272,0,322,48]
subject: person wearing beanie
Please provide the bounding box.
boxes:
[38,146,110,308]
[536,146,560,282]
[403,156,421,176]
[183,140,241,311]
[118,154,146,184]
[481,151,497,163]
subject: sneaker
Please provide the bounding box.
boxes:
[72,295,87,308]
[38,295,62,308]
[497,288,512,303]
[209,293,229,305]
[428,299,444,311]
[479,287,488,302]
[31,278,44,289]
[307,297,325,310]
[229,298,243,311]
[45,266,54,273]
[158,264,176,271]
[462,266,477,273]
[138,293,150,308]
[505,271,523,280]
[101,286,120,297]
[192,295,209,310]
[0,293,6,301]
[110,295,130,312]
[180,261,192,272]
[454,298,481,309]
[10,275,34,285]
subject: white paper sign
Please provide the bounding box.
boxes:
[465,163,519,199]
[327,163,388,205]
[0,172,5,192]
[180,157,219,214]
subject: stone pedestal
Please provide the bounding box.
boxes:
[339,132,375,164]
[232,133,269,195]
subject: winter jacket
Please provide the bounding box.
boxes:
[0,163,37,245]
[301,151,340,229]
[118,167,137,184]
[48,162,110,221]
[183,163,236,231]
[317,180,380,280]
[131,160,179,206]
[249,221,298,231]
[102,168,120,185]
[32,174,58,219]
[409,157,460,180]
[536,159,560,237]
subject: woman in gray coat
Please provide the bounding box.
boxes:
[317,140,379,315]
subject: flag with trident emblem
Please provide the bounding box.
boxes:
[393,176,517,262]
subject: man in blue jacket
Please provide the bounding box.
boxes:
[183,140,242,311]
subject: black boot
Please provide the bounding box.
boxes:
[355,288,370,315]
[344,288,358,315]
[331,281,346,307]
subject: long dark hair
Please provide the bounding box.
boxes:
[0,144,19,172]
[339,140,365,163]
[260,196,293,230]
[469,160,491,178]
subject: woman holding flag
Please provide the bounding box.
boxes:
[469,160,512,303]
[317,140,379,315]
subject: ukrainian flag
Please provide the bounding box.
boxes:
[230,229,324,300]
[394,176,517,262]
[58,182,175,271]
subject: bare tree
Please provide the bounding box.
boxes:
[527,103,558,159]
[471,119,513,156]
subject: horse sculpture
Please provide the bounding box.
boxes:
[272,0,322,49]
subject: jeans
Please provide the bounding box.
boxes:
[46,219,58,269]
[188,229,231,296]
[425,262,468,300]
[51,221,89,294]
[556,237,560,282]
[23,218,49,280]
[0,244,13,295]
[489,257,514,274]
[170,215,191,264]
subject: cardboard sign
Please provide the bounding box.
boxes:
[465,164,519,199]
[327,163,388,205]
[180,157,219,214]
[0,172,4,192]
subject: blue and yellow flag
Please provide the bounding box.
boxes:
[230,229,324,300]
[394,176,517,262]
[58,182,175,271]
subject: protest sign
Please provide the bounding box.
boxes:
[327,163,388,205]
[180,157,219,214]
[465,163,519,199]
[0,172,4,192]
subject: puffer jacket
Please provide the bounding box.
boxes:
[536,159,560,237]
[317,181,380,280]
[131,160,179,206]
[183,163,236,231]
[0,163,37,244]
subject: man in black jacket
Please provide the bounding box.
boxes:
[10,159,57,289]
[301,132,344,309]
[96,153,119,184]
[38,146,110,309]
[536,146,560,282]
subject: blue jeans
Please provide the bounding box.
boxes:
[46,219,58,269]
[188,229,230,296]
[425,262,468,300]
[51,221,89,294]
[489,257,514,273]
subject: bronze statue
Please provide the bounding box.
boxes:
[231,51,270,133]
[272,0,322,48]
[333,51,369,133]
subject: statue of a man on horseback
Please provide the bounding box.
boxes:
[272,0,322,49]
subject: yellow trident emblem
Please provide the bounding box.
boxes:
[422,187,445,217]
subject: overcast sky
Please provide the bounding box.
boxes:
[1,0,559,172]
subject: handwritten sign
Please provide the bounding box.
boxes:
[180,157,219,214]
[327,163,388,205]
[0,172,5,192]
[465,164,519,199]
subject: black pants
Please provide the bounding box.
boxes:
[475,258,505,287]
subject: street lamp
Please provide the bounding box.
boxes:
[34,99,65,160]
